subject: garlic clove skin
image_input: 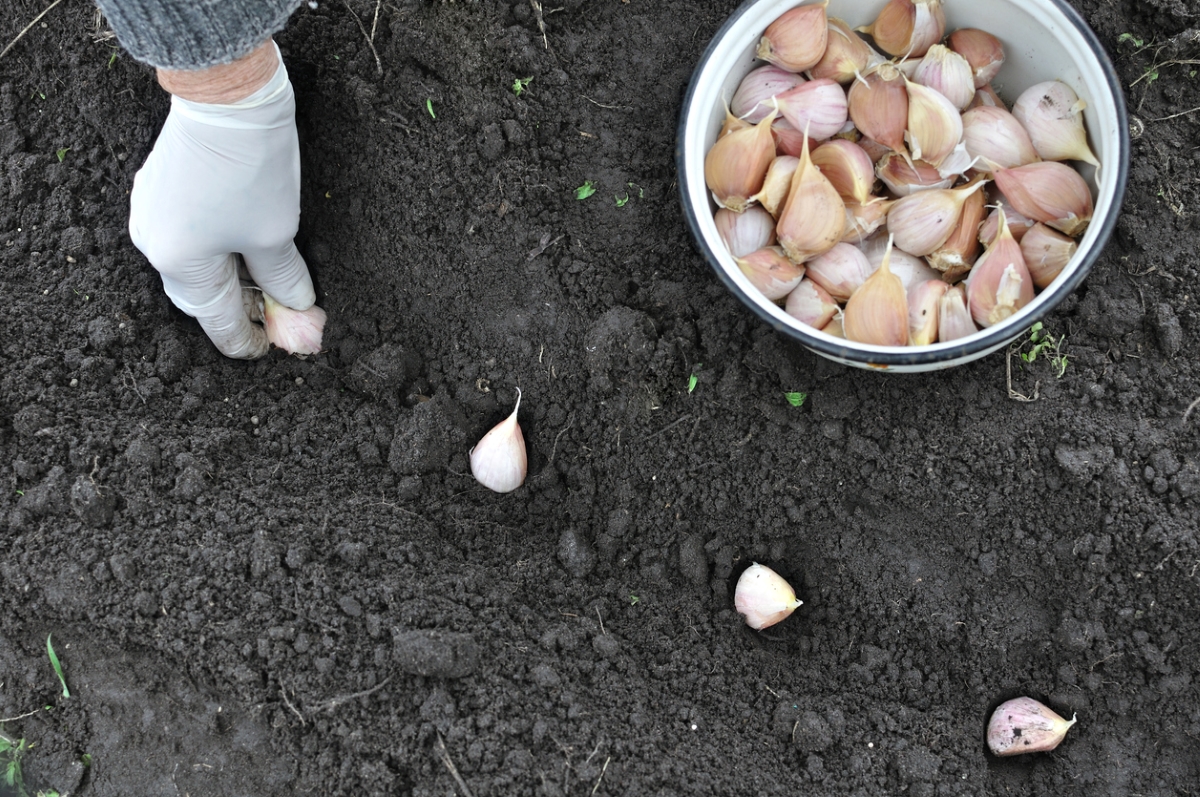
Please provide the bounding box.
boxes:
[876,152,953,196]
[841,196,895,244]
[911,44,976,111]
[994,161,1094,237]
[736,247,806,301]
[735,563,803,630]
[776,127,846,263]
[785,278,839,329]
[966,209,1035,328]
[979,197,1037,245]
[705,109,778,212]
[1020,222,1077,289]
[756,2,829,73]
[716,205,777,257]
[262,292,327,355]
[848,63,909,154]
[908,279,949,346]
[731,65,807,124]
[843,235,909,346]
[938,284,977,342]
[859,0,945,59]
[947,28,1005,88]
[821,312,846,338]
[751,155,800,218]
[470,389,528,494]
[806,241,874,301]
[904,78,963,168]
[962,106,1042,170]
[811,17,873,84]
[1012,81,1101,168]
[811,139,876,205]
[774,79,851,143]
[987,698,1077,757]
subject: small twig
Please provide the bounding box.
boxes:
[280,684,307,725]
[591,756,611,796]
[596,606,606,635]
[435,732,476,797]
[549,412,574,462]
[582,96,631,110]
[342,0,383,75]
[312,676,392,712]
[641,414,692,443]
[1150,104,1200,122]
[530,0,548,48]
[527,232,564,261]
[0,0,64,61]
[1183,396,1200,423]
[0,708,41,723]
[369,0,381,41]
[1006,349,1039,402]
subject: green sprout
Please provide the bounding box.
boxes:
[1019,322,1069,378]
[687,364,703,394]
[784,391,808,407]
[615,194,630,207]
[511,76,533,97]
[574,180,597,200]
[47,634,69,698]
[629,595,640,605]
[107,50,118,69]
[1117,32,1145,48]
[55,148,69,163]
[426,98,436,119]
[627,182,644,198]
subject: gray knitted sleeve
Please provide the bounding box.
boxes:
[94,0,305,70]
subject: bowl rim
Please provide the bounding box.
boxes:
[675,0,1131,368]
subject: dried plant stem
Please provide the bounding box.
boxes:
[0,0,65,61]
[343,0,383,75]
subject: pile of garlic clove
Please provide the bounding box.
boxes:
[706,0,1098,347]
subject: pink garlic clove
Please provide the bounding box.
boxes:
[735,563,803,630]
[987,697,1077,757]
[470,389,528,493]
[262,293,327,356]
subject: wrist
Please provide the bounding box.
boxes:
[157,39,279,104]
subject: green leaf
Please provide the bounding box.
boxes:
[615,194,629,207]
[687,374,698,393]
[47,634,70,698]
[55,148,69,162]
[426,98,436,119]
[511,76,533,97]
[784,391,807,407]
[575,180,596,200]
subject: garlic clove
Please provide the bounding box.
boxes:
[966,209,1035,327]
[756,2,829,73]
[876,152,953,196]
[927,178,986,279]
[859,234,940,289]
[961,106,1041,170]
[821,312,846,338]
[841,196,895,244]
[811,139,876,204]
[470,388,528,493]
[857,136,893,164]
[1020,222,1077,289]
[1012,80,1101,168]
[806,241,874,301]
[994,161,1094,237]
[776,127,846,263]
[262,292,327,355]
[908,279,949,345]
[911,44,976,111]
[736,247,806,301]
[848,63,909,154]
[811,17,873,84]
[731,65,807,124]
[770,118,820,158]
[886,180,986,257]
[987,698,1077,757]
[774,78,851,143]
[751,155,800,218]
[904,78,963,168]
[858,0,945,58]
[979,197,1037,244]
[947,28,1005,88]
[735,563,803,630]
[967,83,1008,111]
[720,104,752,138]
[785,278,839,329]
[844,235,909,346]
[937,284,977,342]
[705,108,778,212]
[716,205,777,257]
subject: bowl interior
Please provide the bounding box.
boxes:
[680,0,1128,370]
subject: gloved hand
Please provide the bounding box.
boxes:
[130,42,314,359]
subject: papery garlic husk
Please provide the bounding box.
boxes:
[470,388,528,493]
[841,196,895,244]
[860,234,940,288]
[706,108,778,212]
[908,279,949,345]
[806,241,874,301]
[848,63,909,153]
[720,104,752,138]
[716,205,777,257]
[858,0,945,58]
[785,278,839,328]
[962,106,1041,170]
[967,83,1008,111]
[812,17,873,84]
[927,179,986,279]
[966,209,1035,327]
[776,128,846,263]
[876,152,953,196]
[1020,222,1077,289]
[773,79,851,142]
[912,44,975,111]
[732,65,807,124]
[751,155,800,217]
[737,246,807,301]
[938,284,977,342]
[262,292,327,355]
[947,28,1005,88]
[987,698,1077,757]
[811,139,875,204]
[887,179,987,257]
[904,78,963,167]
[994,161,1094,236]
[771,118,819,158]
[822,312,846,338]
[857,136,892,163]
[979,197,1037,244]
[735,562,803,630]
[844,235,909,346]
[1012,81,1101,168]
[757,2,829,73]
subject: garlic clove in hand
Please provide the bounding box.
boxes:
[470,388,527,493]
[262,292,327,355]
[735,563,803,630]
[987,697,1077,757]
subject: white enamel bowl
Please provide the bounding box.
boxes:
[677,0,1129,371]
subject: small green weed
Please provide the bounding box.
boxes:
[55,148,69,163]
[629,595,640,605]
[425,98,436,119]
[0,733,28,795]
[1019,322,1068,378]
[1117,32,1145,48]
[574,180,596,200]
[511,76,533,97]
[615,194,630,207]
[784,391,807,407]
[106,49,118,69]
[46,635,69,699]
[687,364,703,394]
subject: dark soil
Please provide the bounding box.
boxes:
[2,0,1200,794]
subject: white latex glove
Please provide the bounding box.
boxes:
[130,44,314,359]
